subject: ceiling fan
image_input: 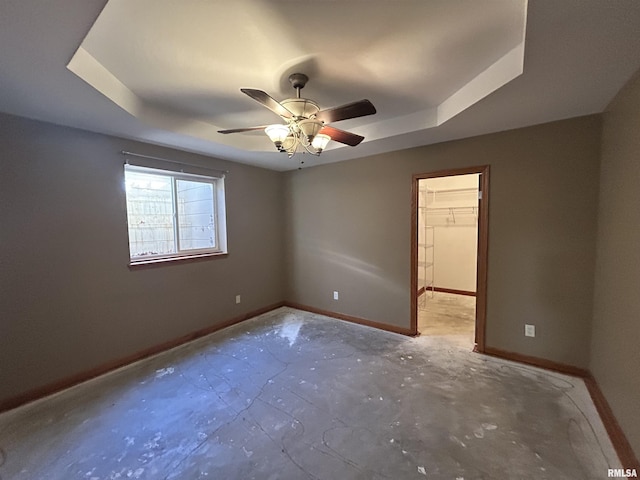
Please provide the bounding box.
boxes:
[218,73,376,158]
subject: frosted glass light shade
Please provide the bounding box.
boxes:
[312,134,331,151]
[298,119,323,140]
[265,124,290,144]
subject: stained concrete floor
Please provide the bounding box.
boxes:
[0,307,620,479]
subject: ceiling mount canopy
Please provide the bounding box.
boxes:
[218,73,377,159]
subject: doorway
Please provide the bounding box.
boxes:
[410,166,489,352]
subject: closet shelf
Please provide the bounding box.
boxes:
[419,186,478,194]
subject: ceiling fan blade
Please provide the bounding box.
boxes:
[320,126,364,147]
[316,99,376,124]
[240,88,294,119]
[217,126,269,134]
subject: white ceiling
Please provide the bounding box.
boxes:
[1,1,640,171]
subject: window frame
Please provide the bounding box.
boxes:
[124,164,227,266]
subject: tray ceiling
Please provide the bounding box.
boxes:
[2,1,640,170]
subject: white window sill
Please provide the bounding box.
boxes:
[129,251,228,268]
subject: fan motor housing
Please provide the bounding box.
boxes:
[281,98,319,119]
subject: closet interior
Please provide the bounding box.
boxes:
[417,174,479,345]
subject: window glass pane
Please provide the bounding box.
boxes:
[176,179,216,251]
[125,171,175,258]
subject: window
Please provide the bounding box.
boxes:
[124,165,227,264]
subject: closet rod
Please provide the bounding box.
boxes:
[432,187,478,193]
[121,151,229,175]
[425,206,477,212]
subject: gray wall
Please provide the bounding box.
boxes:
[591,70,640,458]
[284,115,601,368]
[0,110,608,408]
[0,113,285,403]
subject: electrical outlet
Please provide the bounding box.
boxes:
[525,324,535,337]
[235,295,241,304]
[333,291,339,300]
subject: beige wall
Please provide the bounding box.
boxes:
[591,69,640,458]
[284,115,601,368]
[0,113,286,403]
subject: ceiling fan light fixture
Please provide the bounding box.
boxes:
[219,73,377,162]
[265,124,290,150]
[311,133,331,152]
[298,119,323,142]
[282,134,297,156]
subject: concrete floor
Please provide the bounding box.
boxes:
[418,291,476,347]
[0,307,619,479]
